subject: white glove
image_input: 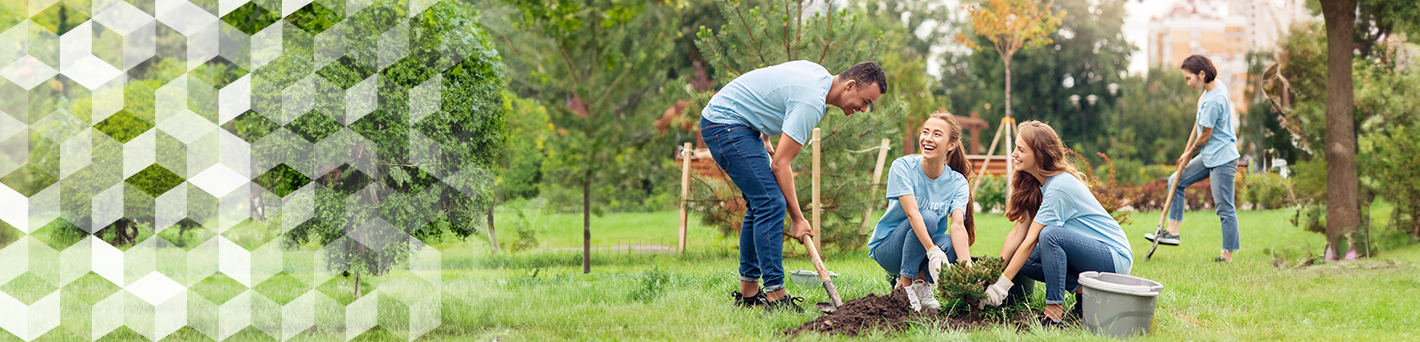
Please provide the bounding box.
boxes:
[982,275,1013,307]
[926,247,950,281]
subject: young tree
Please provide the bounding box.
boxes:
[492,0,679,273]
[953,0,1064,122]
[948,0,1127,155]
[688,0,902,251]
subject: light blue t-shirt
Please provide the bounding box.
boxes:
[701,60,833,145]
[1196,82,1240,168]
[866,155,971,256]
[1032,173,1134,275]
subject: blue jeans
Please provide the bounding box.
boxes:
[1168,158,1239,251]
[702,118,789,292]
[870,210,957,284]
[1018,225,1118,305]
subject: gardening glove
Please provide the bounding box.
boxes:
[926,247,950,281]
[982,276,1013,307]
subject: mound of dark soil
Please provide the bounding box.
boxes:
[787,288,1048,337]
[786,288,936,337]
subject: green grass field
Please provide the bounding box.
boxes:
[4,206,1417,341]
[470,206,1420,341]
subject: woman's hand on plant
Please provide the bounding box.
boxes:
[926,247,950,281]
[982,276,1013,306]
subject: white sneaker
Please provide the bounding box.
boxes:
[902,283,923,312]
[912,279,941,311]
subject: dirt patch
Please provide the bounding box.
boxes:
[787,289,1054,337]
[786,288,934,337]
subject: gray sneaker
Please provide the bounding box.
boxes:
[911,279,940,311]
[902,284,923,312]
[1144,231,1181,246]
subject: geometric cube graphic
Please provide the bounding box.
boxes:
[0,0,497,339]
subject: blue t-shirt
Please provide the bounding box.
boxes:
[701,60,833,145]
[1032,173,1134,274]
[866,155,971,256]
[1196,82,1240,167]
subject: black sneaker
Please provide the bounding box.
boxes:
[763,295,806,313]
[732,291,767,307]
[1144,231,1181,245]
[1038,313,1067,328]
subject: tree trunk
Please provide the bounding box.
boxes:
[583,170,592,274]
[354,271,361,299]
[1003,57,1012,118]
[1320,0,1360,261]
[487,206,501,253]
[1002,56,1015,202]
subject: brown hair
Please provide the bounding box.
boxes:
[1004,121,1085,223]
[1180,55,1217,83]
[926,113,976,245]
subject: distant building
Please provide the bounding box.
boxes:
[1146,0,1312,115]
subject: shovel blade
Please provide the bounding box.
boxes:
[816,302,837,313]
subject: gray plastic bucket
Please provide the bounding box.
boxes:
[1078,271,1163,338]
[788,270,838,285]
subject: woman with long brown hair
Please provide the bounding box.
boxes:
[980,121,1133,324]
[867,112,977,311]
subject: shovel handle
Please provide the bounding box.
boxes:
[1148,125,1200,261]
[801,236,844,307]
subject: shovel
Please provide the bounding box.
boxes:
[1147,125,1199,260]
[799,235,844,313]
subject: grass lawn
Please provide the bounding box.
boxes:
[469,206,1420,341]
[3,207,1416,341]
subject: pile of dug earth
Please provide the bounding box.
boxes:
[787,289,1041,337]
[786,288,934,337]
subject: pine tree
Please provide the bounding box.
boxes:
[688,0,905,251]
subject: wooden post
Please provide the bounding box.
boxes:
[861,138,890,228]
[678,142,691,254]
[812,128,821,240]
[971,119,1008,195]
[1004,118,1015,202]
[486,207,500,253]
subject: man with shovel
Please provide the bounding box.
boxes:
[700,60,886,312]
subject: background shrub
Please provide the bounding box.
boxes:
[1242,172,1295,210]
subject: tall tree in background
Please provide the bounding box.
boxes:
[1319,0,1360,260]
[493,0,677,273]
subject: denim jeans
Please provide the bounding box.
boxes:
[1018,225,1118,305]
[870,210,957,284]
[1167,158,1239,251]
[702,118,789,292]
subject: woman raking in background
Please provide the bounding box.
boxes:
[1143,54,1242,263]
